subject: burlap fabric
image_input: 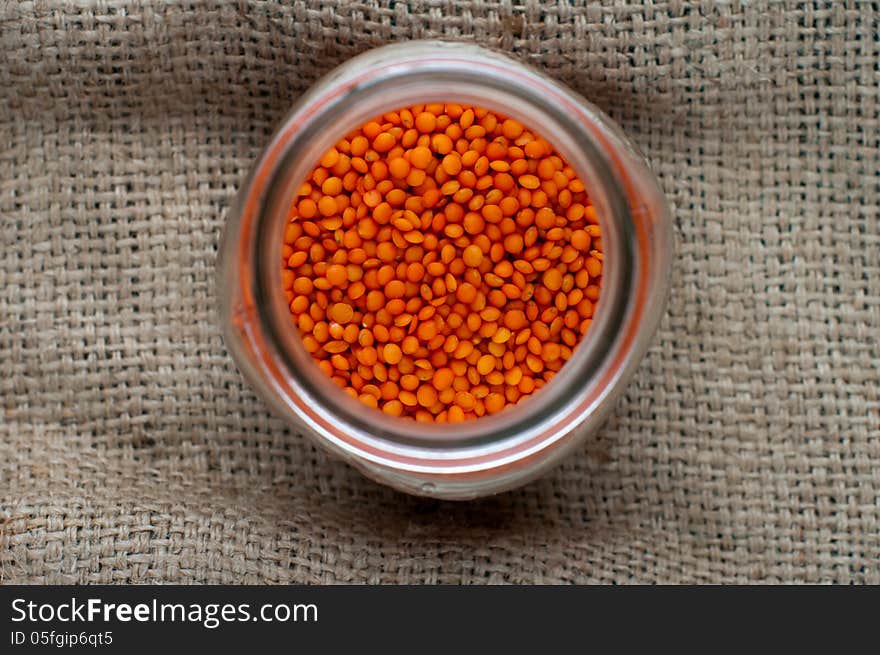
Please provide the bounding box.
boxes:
[2,1,878,585]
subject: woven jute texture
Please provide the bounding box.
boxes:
[2,1,879,584]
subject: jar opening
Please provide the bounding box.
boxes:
[249,48,636,454]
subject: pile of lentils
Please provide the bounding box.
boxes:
[280,103,603,422]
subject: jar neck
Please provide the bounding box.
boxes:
[220,42,670,487]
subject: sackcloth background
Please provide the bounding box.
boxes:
[2,1,879,584]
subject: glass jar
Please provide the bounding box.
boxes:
[217,41,672,500]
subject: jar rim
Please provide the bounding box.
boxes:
[225,41,664,482]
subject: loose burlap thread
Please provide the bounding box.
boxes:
[1,1,878,584]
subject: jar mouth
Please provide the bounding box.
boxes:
[245,43,637,466]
